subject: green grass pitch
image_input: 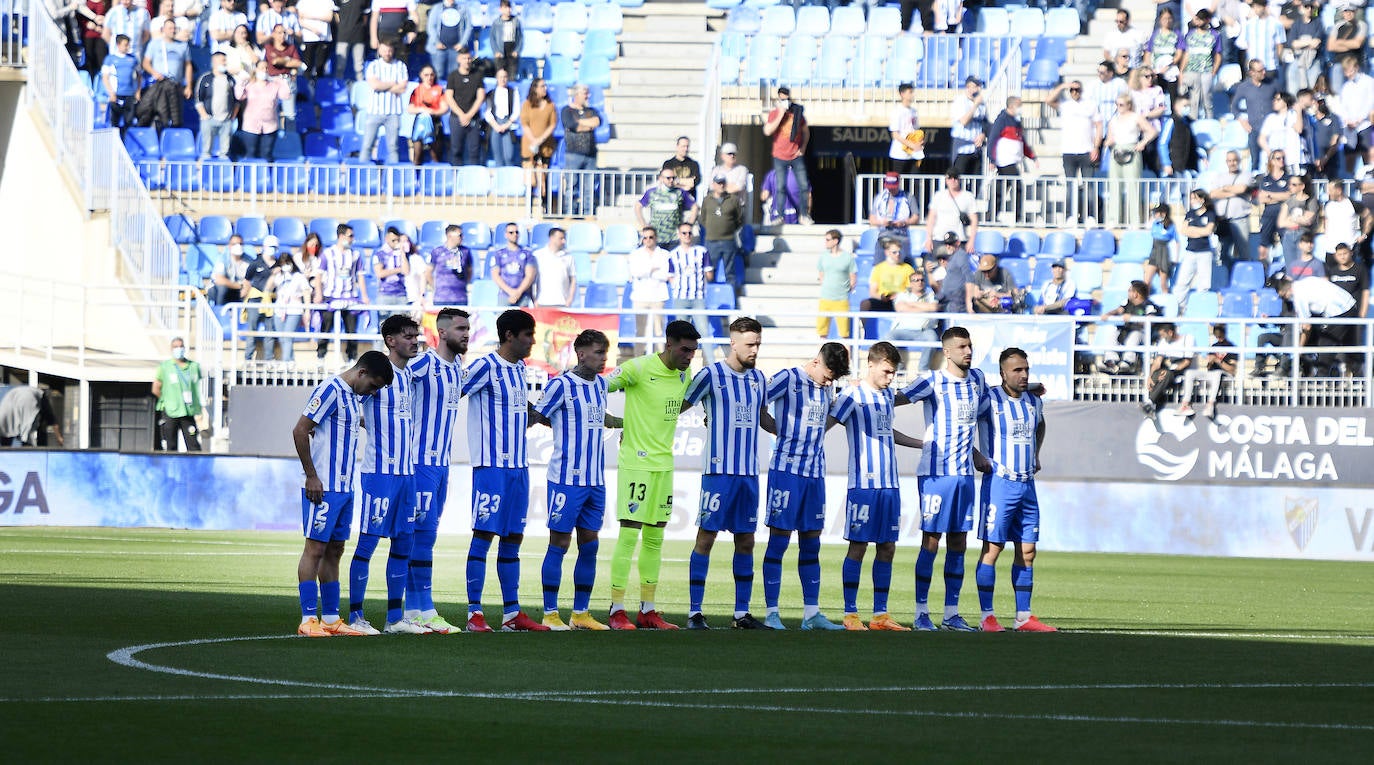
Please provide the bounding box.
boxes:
[1,527,1371,762]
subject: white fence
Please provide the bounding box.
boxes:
[0,0,26,68]
[20,0,95,207]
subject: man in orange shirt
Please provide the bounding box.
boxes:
[762,86,813,225]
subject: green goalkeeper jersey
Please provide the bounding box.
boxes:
[607,352,690,472]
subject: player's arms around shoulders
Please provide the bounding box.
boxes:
[972,448,991,473]
[760,405,776,435]
[528,402,548,428]
[604,412,623,428]
[893,429,924,450]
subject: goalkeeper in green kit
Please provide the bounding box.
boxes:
[604,320,701,630]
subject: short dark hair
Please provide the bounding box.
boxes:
[386,226,403,238]
[945,168,961,179]
[116,34,131,44]
[1267,274,1292,291]
[496,309,535,343]
[445,224,461,235]
[999,347,1029,366]
[380,314,419,338]
[436,307,469,328]
[819,342,850,378]
[1156,322,1176,334]
[336,223,353,238]
[356,350,395,385]
[898,82,913,94]
[665,319,701,342]
[729,316,763,335]
[549,226,566,239]
[573,329,609,351]
[941,326,971,343]
[868,341,900,366]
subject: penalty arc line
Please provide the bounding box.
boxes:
[89,634,1374,731]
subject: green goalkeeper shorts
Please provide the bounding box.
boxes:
[616,469,674,525]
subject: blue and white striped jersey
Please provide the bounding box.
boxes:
[301,376,363,493]
[360,361,415,476]
[980,387,1043,483]
[461,352,529,469]
[534,372,608,486]
[319,245,362,302]
[765,367,832,478]
[683,361,767,476]
[408,351,463,467]
[830,383,900,490]
[668,244,712,301]
[363,57,409,116]
[901,368,989,477]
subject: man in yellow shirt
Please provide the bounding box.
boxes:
[860,240,916,338]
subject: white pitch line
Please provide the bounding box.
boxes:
[1080,629,1374,641]
[0,533,290,548]
[0,549,288,556]
[0,692,412,703]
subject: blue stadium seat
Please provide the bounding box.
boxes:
[315,78,349,107]
[237,160,275,194]
[419,220,449,251]
[603,224,638,254]
[745,53,782,83]
[554,2,589,33]
[593,254,631,283]
[1191,118,1221,152]
[550,28,583,59]
[1230,260,1266,292]
[546,54,578,86]
[589,3,624,32]
[567,222,603,252]
[830,5,865,36]
[1001,258,1031,289]
[1031,259,1056,290]
[235,215,269,246]
[581,55,612,88]
[1115,230,1152,264]
[303,132,341,161]
[382,219,418,243]
[462,221,492,250]
[272,217,307,248]
[1076,229,1117,262]
[720,29,749,59]
[124,126,160,160]
[749,32,782,62]
[455,165,492,196]
[1154,292,1181,318]
[165,215,198,245]
[273,131,304,162]
[1184,291,1221,318]
[198,215,233,245]
[917,35,956,88]
[816,47,850,85]
[468,280,501,307]
[420,166,457,196]
[307,162,346,195]
[760,5,795,36]
[1257,288,1283,317]
[977,7,1009,35]
[521,29,549,58]
[571,251,594,286]
[725,6,761,34]
[346,219,379,250]
[585,28,618,60]
[1044,7,1080,38]
[1042,231,1077,258]
[160,127,197,161]
[1072,262,1103,294]
[1024,58,1061,89]
[1221,291,1255,318]
[524,1,555,33]
[345,160,383,195]
[584,281,620,308]
[719,55,742,85]
[867,6,901,37]
[1006,231,1039,258]
[1219,119,1248,150]
[854,228,880,260]
[185,244,217,280]
[1106,262,1144,289]
[705,283,736,338]
[973,231,1005,255]
[493,167,527,197]
[531,222,555,247]
[309,218,341,246]
[320,106,355,137]
[272,163,309,194]
[782,42,815,82]
[1033,36,1068,66]
[201,158,236,192]
[1010,7,1046,37]
[387,166,418,197]
[795,5,829,36]
[855,41,886,85]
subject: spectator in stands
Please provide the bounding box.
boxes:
[949,76,988,176]
[296,232,324,299]
[151,340,196,450]
[1326,4,1365,91]
[521,78,557,206]
[149,0,193,42]
[316,223,369,362]
[1105,94,1155,227]
[486,67,521,168]
[1238,0,1285,78]
[1142,322,1194,416]
[925,169,977,256]
[336,0,369,82]
[255,0,300,47]
[1034,260,1076,315]
[263,24,303,126]
[425,0,471,82]
[225,23,260,79]
[709,142,749,200]
[1259,92,1302,174]
[490,223,536,307]
[425,225,473,308]
[1145,7,1184,101]
[103,0,151,61]
[370,0,418,58]
[988,96,1036,224]
[763,86,813,225]
[1210,151,1256,267]
[76,0,110,78]
[1175,189,1218,311]
[1287,232,1326,280]
[1278,174,1319,263]
[1129,66,1169,176]
[758,169,805,225]
[1103,9,1146,68]
[1145,203,1178,295]
[636,167,698,249]
[210,237,249,306]
[373,227,411,315]
[236,59,289,159]
[1158,95,1198,179]
[1180,10,1221,119]
[861,240,915,327]
[206,0,243,56]
[407,64,448,165]
[296,0,334,82]
[533,227,577,308]
[666,223,714,357]
[1178,324,1237,419]
[663,136,702,193]
[0,385,64,448]
[490,0,522,79]
[444,45,485,166]
[561,84,603,216]
[702,174,743,291]
[360,39,408,164]
[888,271,939,373]
[243,235,282,361]
[967,254,1021,314]
[1310,98,1342,181]
[1336,53,1374,176]
[627,227,671,354]
[51,0,83,65]
[1049,79,1101,225]
[816,229,856,339]
[102,34,141,133]
[1086,60,1127,147]
[931,0,964,33]
[1325,242,1368,375]
[1255,150,1292,264]
[868,171,918,263]
[1232,59,1281,172]
[1287,0,1323,94]
[1099,280,1161,375]
[1269,273,1358,376]
[273,254,312,363]
[194,52,238,160]
[138,18,192,129]
[888,82,923,174]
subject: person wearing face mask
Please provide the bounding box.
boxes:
[243,235,282,361]
[194,51,239,159]
[235,59,290,160]
[274,253,312,363]
[1157,96,1198,178]
[210,236,250,305]
[153,337,203,451]
[763,86,813,226]
[1175,188,1217,313]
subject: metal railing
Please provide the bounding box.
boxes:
[21,0,95,207]
[109,134,183,331]
[1,0,27,68]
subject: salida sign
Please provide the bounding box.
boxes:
[0,471,49,514]
[1136,410,1373,483]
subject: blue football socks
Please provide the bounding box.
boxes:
[541,543,568,614]
[497,540,522,621]
[872,559,892,615]
[348,532,381,622]
[1012,564,1034,616]
[841,556,862,614]
[797,535,822,608]
[762,533,789,611]
[572,539,598,613]
[976,562,997,615]
[914,547,937,614]
[385,533,413,624]
[465,535,491,614]
[298,581,317,619]
[688,550,709,615]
